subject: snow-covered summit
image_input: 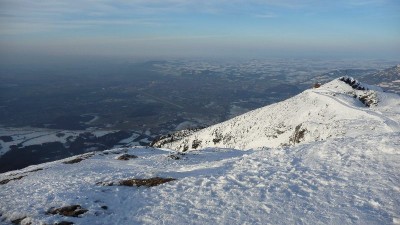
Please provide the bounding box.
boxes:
[160,78,400,151]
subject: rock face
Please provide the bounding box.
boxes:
[338,76,367,90]
[160,78,400,151]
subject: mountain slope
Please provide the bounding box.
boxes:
[0,77,399,225]
[159,78,400,151]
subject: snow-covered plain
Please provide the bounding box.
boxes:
[0,128,111,157]
[0,128,84,156]
[0,128,150,157]
[0,78,399,225]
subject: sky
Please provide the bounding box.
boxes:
[0,0,399,60]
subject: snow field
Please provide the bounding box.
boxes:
[0,131,399,225]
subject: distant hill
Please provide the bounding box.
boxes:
[307,64,400,94]
[363,64,400,94]
[310,68,377,85]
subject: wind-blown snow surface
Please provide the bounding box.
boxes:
[1,78,400,225]
[0,135,399,225]
[161,79,400,151]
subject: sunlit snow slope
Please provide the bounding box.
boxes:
[161,78,400,151]
[0,135,399,225]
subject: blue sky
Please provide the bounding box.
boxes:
[0,0,399,59]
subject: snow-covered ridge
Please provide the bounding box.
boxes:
[161,78,400,151]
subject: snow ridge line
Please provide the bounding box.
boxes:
[312,90,400,132]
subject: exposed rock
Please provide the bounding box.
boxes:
[212,138,221,144]
[191,140,202,149]
[358,91,378,107]
[211,130,223,144]
[54,221,74,225]
[63,153,94,164]
[167,152,185,160]
[313,83,321,88]
[48,205,88,217]
[27,168,44,173]
[290,124,307,145]
[339,76,367,90]
[98,177,176,187]
[0,175,25,185]
[150,127,204,148]
[63,158,85,164]
[11,216,26,224]
[7,168,43,178]
[116,154,138,160]
[119,177,176,187]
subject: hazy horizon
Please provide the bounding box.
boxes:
[1,0,400,62]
